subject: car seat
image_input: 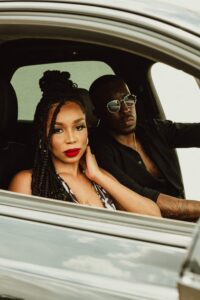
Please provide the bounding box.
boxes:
[78,88,99,128]
[0,81,32,189]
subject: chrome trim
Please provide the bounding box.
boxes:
[0,190,196,248]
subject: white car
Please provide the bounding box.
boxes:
[0,0,200,299]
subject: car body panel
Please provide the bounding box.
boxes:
[0,0,199,36]
[0,190,197,300]
[0,0,199,76]
[0,216,182,299]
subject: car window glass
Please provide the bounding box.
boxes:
[11,61,114,121]
[151,63,200,199]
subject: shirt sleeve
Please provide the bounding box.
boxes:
[91,140,159,202]
[154,119,200,148]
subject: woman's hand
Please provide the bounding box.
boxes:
[83,146,102,181]
[81,147,161,217]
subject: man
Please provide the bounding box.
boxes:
[89,74,200,220]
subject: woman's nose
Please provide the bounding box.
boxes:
[65,131,77,144]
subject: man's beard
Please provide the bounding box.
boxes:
[118,127,135,135]
[111,125,136,135]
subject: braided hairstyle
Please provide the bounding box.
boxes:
[31,70,86,201]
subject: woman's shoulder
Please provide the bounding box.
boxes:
[12,169,32,180]
[9,169,32,195]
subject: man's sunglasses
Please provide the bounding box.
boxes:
[106,94,137,113]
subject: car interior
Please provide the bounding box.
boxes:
[0,38,186,190]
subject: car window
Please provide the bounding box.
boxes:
[11,61,114,121]
[151,63,200,200]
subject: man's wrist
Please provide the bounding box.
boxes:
[157,193,200,220]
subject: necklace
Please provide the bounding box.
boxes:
[133,133,138,152]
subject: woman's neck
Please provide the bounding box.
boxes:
[52,158,81,177]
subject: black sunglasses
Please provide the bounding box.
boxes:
[106,94,137,113]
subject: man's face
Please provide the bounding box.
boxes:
[100,80,137,135]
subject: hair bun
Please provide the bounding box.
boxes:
[39,70,77,97]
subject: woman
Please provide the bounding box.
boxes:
[9,70,161,217]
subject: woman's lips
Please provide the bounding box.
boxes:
[64,148,80,157]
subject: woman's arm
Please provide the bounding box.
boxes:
[9,170,32,195]
[85,146,161,217]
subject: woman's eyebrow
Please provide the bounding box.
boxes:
[73,118,85,124]
[54,118,85,126]
[54,122,63,126]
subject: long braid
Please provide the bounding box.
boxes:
[31,70,86,201]
[32,101,51,196]
[43,102,64,198]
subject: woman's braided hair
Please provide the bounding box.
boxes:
[31,70,86,201]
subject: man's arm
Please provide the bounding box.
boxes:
[96,145,200,221]
[155,120,200,220]
[155,120,200,148]
[157,193,200,221]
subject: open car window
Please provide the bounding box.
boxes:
[151,63,200,199]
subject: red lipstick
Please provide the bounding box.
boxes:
[64,148,80,157]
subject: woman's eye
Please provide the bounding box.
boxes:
[52,127,63,134]
[76,124,86,131]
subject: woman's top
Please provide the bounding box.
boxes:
[57,175,116,210]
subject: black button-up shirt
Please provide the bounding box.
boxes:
[90,119,200,201]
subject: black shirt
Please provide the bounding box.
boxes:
[90,119,200,202]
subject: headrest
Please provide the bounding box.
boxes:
[0,82,18,140]
[78,88,98,128]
